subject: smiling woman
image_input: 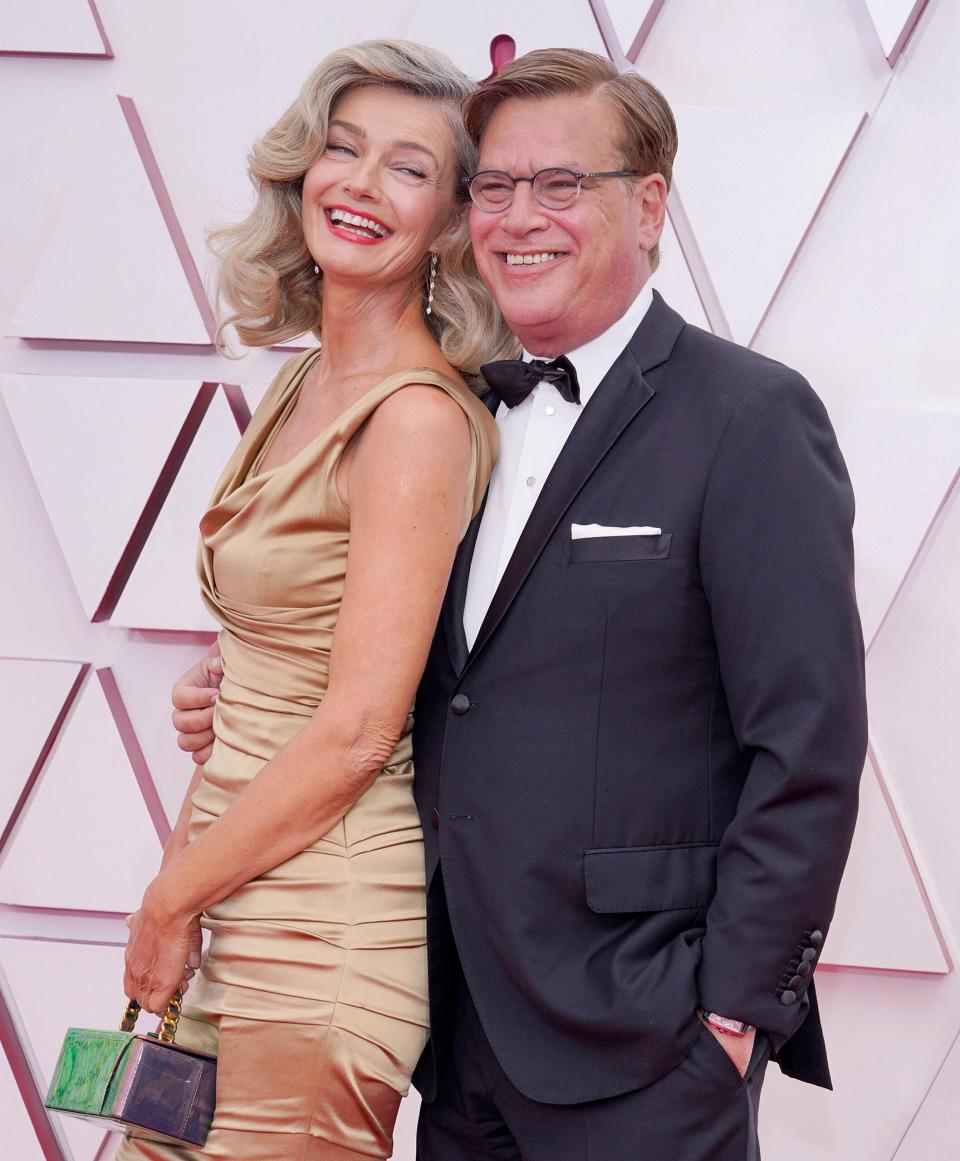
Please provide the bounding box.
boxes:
[301,86,461,294]
[115,40,505,1161]
[209,40,515,371]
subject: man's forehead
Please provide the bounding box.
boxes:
[476,92,620,166]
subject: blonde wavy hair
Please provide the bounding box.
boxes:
[210,39,517,372]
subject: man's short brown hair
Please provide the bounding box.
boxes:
[464,48,678,269]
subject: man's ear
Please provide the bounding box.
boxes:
[637,173,667,253]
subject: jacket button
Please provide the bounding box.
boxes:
[430,808,440,830]
[780,989,798,1005]
[797,960,812,977]
[450,694,471,715]
[788,975,804,991]
[809,929,824,948]
[802,947,817,962]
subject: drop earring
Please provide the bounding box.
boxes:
[425,252,437,316]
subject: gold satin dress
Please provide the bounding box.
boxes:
[118,349,497,1161]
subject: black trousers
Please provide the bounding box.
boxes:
[417,944,769,1161]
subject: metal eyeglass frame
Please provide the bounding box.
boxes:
[466,167,641,212]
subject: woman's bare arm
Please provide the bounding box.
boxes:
[125,385,472,1009]
[160,763,204,868]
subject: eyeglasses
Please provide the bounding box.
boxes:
[467,167,640,212]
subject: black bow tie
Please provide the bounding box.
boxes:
[480,355,581,408]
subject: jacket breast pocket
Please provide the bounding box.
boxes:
[569,533,672,564]
[583,842,718,913]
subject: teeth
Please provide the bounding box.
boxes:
[505,252,560,266]
[328,209,388,237]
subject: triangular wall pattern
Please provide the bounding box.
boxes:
[104,640,219,832]
[1,938,128,1161]
[594,0,664,62]
[831,405,960,647]
[112,388,242,631]
[98,667,171,845]
[0,659,84,846]
[649,211,710,332]
[0,0,111,57]
[1,375,207,621]
[671,105,866,345]
[824,752,947,972]
[0,674,161,913]
[0,1037,46,1161]
[866,479,960,958]
[241,379,272,418]
[8,97,211,344]
[894,1027,960,1158]
[864,0,930,64]
[405,0,607,79]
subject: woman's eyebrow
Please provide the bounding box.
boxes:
[328,120,437,166]
[392,141,438,165]
[328,119,365,136]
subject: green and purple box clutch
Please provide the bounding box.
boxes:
[44,991,216,1147]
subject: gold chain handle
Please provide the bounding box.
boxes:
[120,985,185,1043]
[158,986,183,1043]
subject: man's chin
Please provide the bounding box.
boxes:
[498,297,569,341]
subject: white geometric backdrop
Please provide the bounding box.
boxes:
[1,2,957,1159]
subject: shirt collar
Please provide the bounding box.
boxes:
[520,282,655,407]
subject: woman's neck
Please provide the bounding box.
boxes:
[317,277,436,383]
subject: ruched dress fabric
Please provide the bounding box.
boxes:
[117,349,497,1161]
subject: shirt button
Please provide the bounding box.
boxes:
[544,404,555,415]
[526,476,536,488]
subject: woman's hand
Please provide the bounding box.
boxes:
[123,885,201,1016]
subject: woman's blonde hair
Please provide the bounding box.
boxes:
[210,39,516,372]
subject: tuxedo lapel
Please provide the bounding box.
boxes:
[441,391,499,675]
[442,494,486,674]
[464,292,685,670]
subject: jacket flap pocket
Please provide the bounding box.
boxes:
[569,532,672,563]
[584,843,718,913]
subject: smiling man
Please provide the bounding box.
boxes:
[409,49,867,1160]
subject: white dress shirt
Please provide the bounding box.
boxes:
[463,284,655,648]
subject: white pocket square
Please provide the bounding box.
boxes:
[571,523,662,540]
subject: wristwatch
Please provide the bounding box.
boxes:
[698,1010,754,1037]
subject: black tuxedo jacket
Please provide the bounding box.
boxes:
[413,293,867,1105]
